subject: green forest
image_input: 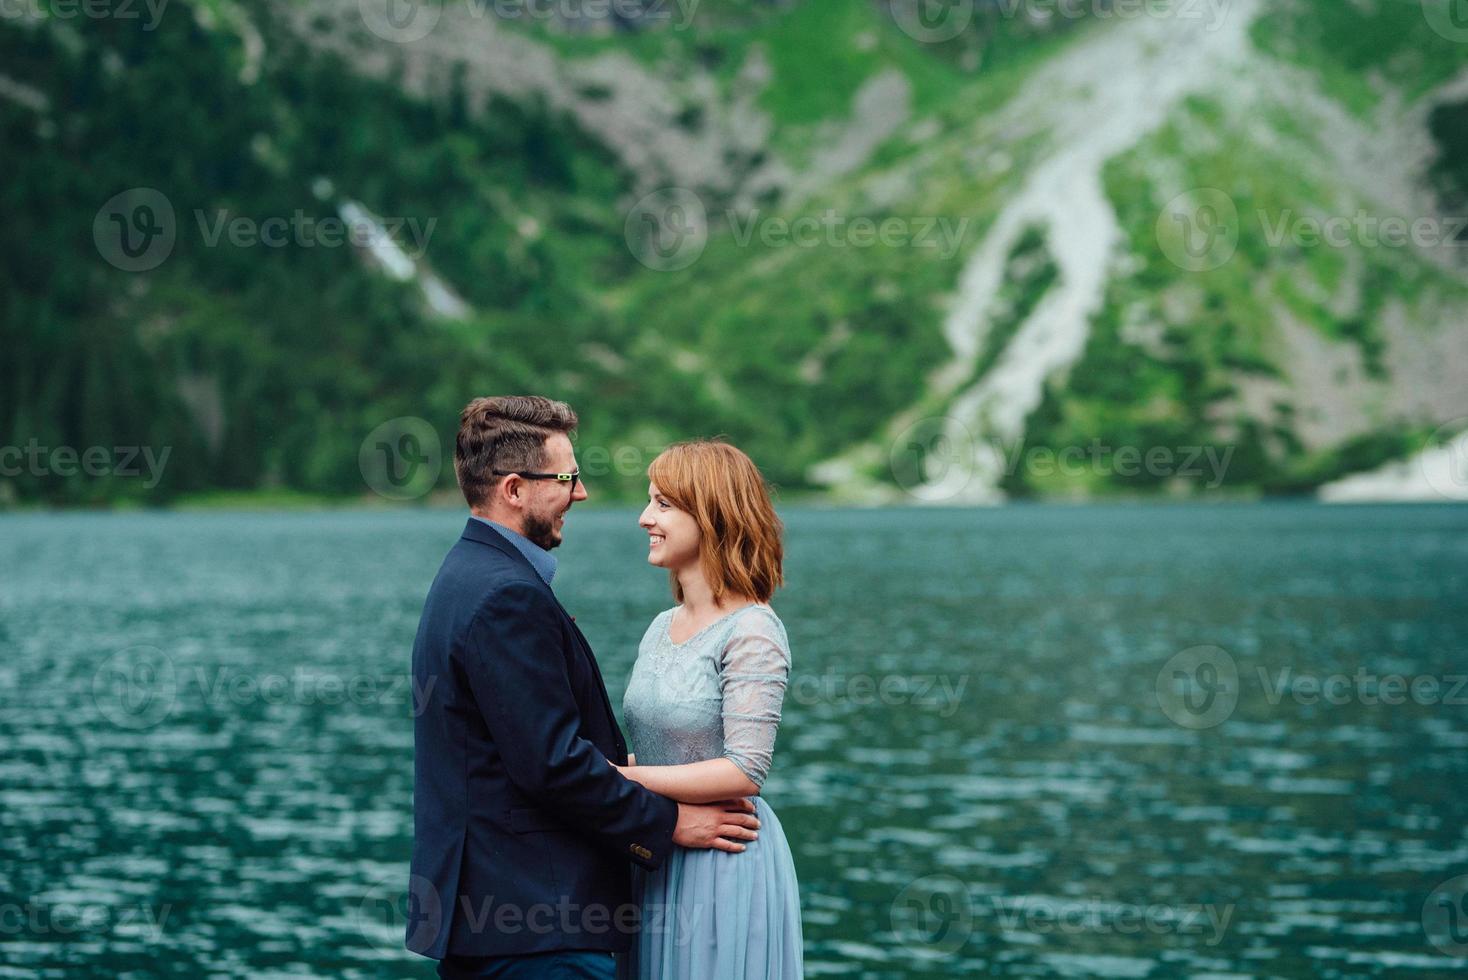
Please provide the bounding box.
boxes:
[4,0,1466,506]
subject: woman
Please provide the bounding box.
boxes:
[614,439,803,979]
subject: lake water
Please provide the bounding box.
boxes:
[2,503,1467,977]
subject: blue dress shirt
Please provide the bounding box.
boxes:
[470,515,557,585]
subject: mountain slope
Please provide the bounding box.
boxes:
[2,0,1465,505]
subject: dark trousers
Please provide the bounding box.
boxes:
[436,950,617,979]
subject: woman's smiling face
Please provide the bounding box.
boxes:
[638,482,701,570]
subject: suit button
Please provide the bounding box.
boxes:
[631,844,652,860]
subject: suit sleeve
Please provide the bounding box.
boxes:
[462,580,677,869]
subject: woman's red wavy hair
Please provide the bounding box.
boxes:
[648,439,784,605]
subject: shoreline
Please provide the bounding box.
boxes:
[2,489,1465,515]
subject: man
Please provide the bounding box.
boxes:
[407,395,760,979]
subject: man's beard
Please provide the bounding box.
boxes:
[522,510,561,551]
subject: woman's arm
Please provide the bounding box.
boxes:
[616,610,790,806]
[615,757,759,804]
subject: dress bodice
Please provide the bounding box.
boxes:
[623,603,791,788]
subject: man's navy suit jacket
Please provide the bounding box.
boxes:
[406,518,678,959]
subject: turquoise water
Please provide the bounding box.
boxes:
[2,503,1467,977]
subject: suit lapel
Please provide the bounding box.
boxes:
[549,594,622,737]
[463,518,623,738]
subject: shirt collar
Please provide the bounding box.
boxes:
[471,516,557,585]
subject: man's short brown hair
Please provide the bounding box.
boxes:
[455,396,579,507]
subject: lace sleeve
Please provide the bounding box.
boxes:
[718,608,791,788]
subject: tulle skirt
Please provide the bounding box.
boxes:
[628,797,803,980]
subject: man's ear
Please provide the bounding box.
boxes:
[496,474,522,507]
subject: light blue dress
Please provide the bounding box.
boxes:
[623,603,804,979]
